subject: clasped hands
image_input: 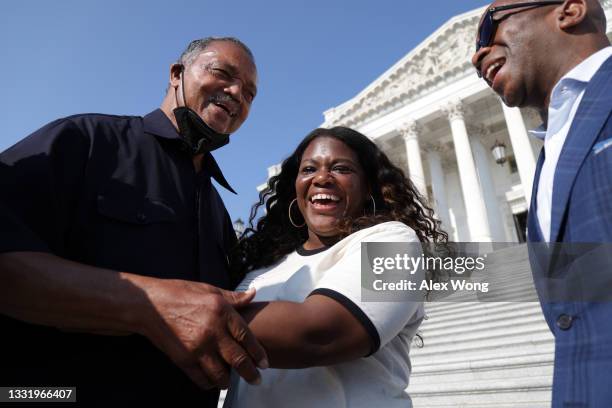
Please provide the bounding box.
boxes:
[140,280,268,390]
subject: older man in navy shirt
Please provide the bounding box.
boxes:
[0,37,267,407]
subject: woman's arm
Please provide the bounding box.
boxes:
[240,294,372,368]
[238,224,423,369]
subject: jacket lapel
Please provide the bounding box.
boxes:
[549,57,612,242]
[528,148,546,243]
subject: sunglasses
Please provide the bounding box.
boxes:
[475,0,564,53]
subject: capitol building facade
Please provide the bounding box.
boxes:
[261,1,612,246]
[321,4,612,244]
[249,2,612,407]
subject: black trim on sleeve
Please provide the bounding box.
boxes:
[308,288,381,356]
[296,245,330,256]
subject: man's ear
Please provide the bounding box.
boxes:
[169,63,184,88]
[558,0,587,30]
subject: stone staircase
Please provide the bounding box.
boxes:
[408,244,555,407]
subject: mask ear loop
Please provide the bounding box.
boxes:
[179,64,188,108]
[173,64,188,109]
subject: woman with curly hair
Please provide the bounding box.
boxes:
[224,126,447,408]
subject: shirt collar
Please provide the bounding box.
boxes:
[143,108,182,140]
[142,109,237,194]
[529,46,612,140]
[562,46,612,84]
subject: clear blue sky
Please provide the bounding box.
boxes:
[0,0,488,224]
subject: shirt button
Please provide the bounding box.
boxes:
[556,314,574,330]
[136,212,147,223]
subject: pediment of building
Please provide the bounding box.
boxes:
[323,7,485,128]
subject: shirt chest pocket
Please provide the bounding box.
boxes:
[96,174,179,225]
[92,187,187,275]
[96,193,176,226]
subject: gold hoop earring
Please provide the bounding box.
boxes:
[288,198,305,228]
[370,195,376,216]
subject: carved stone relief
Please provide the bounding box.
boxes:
[326,15,481,127]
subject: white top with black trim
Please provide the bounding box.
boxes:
[224,221,424,408]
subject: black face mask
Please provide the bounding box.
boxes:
[173,67,230,155]
[173,106,229,154]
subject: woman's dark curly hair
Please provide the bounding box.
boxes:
[229,126,448,286]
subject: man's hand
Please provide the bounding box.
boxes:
[0,252,267,390]
[139,279,268,390]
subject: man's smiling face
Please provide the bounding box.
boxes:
[179,41,258,134]
[472,0,562,109]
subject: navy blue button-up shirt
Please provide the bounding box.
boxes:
[0,109,238,406]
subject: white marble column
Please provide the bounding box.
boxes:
[469,127,506,242]
[443,100,492,242]
[501,103,537,205]
[426,145,452,231]
[399,120,427,198]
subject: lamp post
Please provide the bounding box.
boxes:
[233,218,245,237]
[491,141,507,165]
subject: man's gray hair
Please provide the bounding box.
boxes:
[177,37,255,67]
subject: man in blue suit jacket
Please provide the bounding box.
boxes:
[472,0,611,406]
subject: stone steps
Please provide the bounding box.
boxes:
[419,320,551,348]
[422,303,545,332]
[411,334,553,365]
[409,270,554,408]
[424,301,540,319]
[410,356,552,384]
[412,352,553,376]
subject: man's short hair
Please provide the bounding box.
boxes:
[177,37,255,67]
[589,0,608,33]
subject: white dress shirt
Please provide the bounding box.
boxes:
[529,46,612,241]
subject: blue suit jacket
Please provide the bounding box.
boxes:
[528,56,612,407]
